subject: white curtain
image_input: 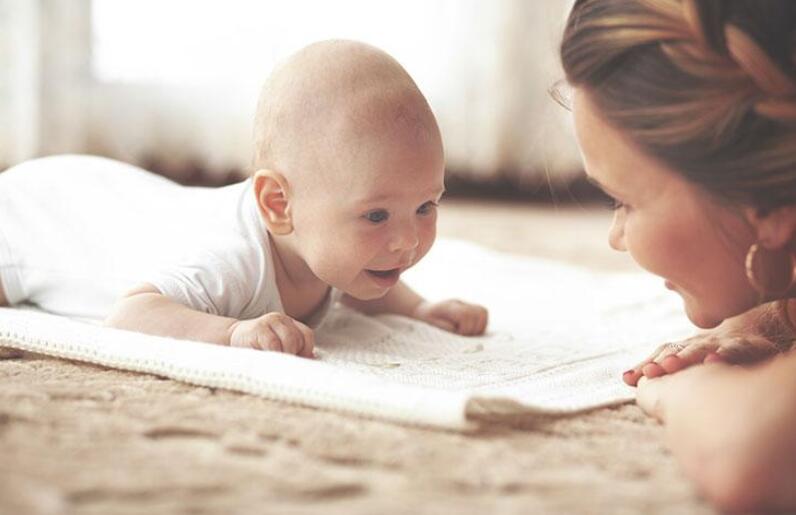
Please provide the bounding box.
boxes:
[0,0,581,183]
[1,0,91,165]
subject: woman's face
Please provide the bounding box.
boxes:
[572,89,759,328]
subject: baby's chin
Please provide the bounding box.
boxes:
[344,286,392,302]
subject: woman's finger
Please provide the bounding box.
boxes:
[642,361,666,379]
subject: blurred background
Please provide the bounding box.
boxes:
[0,0,601,200]
[1,0,632,269]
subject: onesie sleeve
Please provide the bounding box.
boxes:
[145,236,267,319]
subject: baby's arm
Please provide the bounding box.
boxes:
[105,284,314,357]
[342,280,488,336]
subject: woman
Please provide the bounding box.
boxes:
[560,0,796,511]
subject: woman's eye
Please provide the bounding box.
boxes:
[606,197,626,211]
[365,210,389,223]
[417,201,438,216]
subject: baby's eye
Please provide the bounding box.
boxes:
[364,209,389,224]
[416,201,438,216]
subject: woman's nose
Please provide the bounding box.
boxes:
[608,210,627,252]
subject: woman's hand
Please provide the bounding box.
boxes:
[623,331,780,386]
[636,356,796,512]
[624,302,794,386]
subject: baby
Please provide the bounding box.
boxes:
[0,40,488,357]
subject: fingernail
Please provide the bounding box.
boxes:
[623,369,635,376]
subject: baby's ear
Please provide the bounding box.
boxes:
[253,170,293,235]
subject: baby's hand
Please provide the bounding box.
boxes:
[229,312,315,358]
[412,299,488,336]
[623,331,786,386]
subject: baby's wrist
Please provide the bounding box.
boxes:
[410,299,431,318]
[226,319,244,346]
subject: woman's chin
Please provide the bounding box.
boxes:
[680,287,759,329]
[684,304,723,329]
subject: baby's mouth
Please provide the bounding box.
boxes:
[366,268,401,279]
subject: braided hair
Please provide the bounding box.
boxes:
[561,0,796,210]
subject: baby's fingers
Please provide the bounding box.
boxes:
[269,319,309,357]
[422,304,459,333]
[471,306,489,335]
[253,325,284,352]
[420,301,488,335]
[294,321,316,359]
[436,318,458,333]
[459,313,482,335]
[447,302,482,335]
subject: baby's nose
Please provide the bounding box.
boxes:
[389,225,420,253]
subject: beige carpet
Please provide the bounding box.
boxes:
[0,200,714,514]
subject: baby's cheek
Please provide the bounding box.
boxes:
[357,231,388,254]
[349,233,388,263]
[416,227,436,262]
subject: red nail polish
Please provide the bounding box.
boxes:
[623,369,635,376]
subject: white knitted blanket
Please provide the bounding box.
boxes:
[0,240,694,431]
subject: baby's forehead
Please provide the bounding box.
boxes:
[254,41,442,189]
[269,43,427,121]
[292,88,439,163]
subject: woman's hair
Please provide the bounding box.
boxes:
[560,0,796,210]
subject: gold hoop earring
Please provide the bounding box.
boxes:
[745,243,796,299]
[778,299,796,334]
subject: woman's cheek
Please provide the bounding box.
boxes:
[623,215,670,278]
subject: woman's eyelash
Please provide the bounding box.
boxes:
[605,198,625,211]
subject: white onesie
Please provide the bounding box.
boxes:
[0,155,337,325]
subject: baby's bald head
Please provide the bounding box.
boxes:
[252,40,441,191]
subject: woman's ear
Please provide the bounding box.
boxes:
[253,170,293,235]
[745,205,796,250]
